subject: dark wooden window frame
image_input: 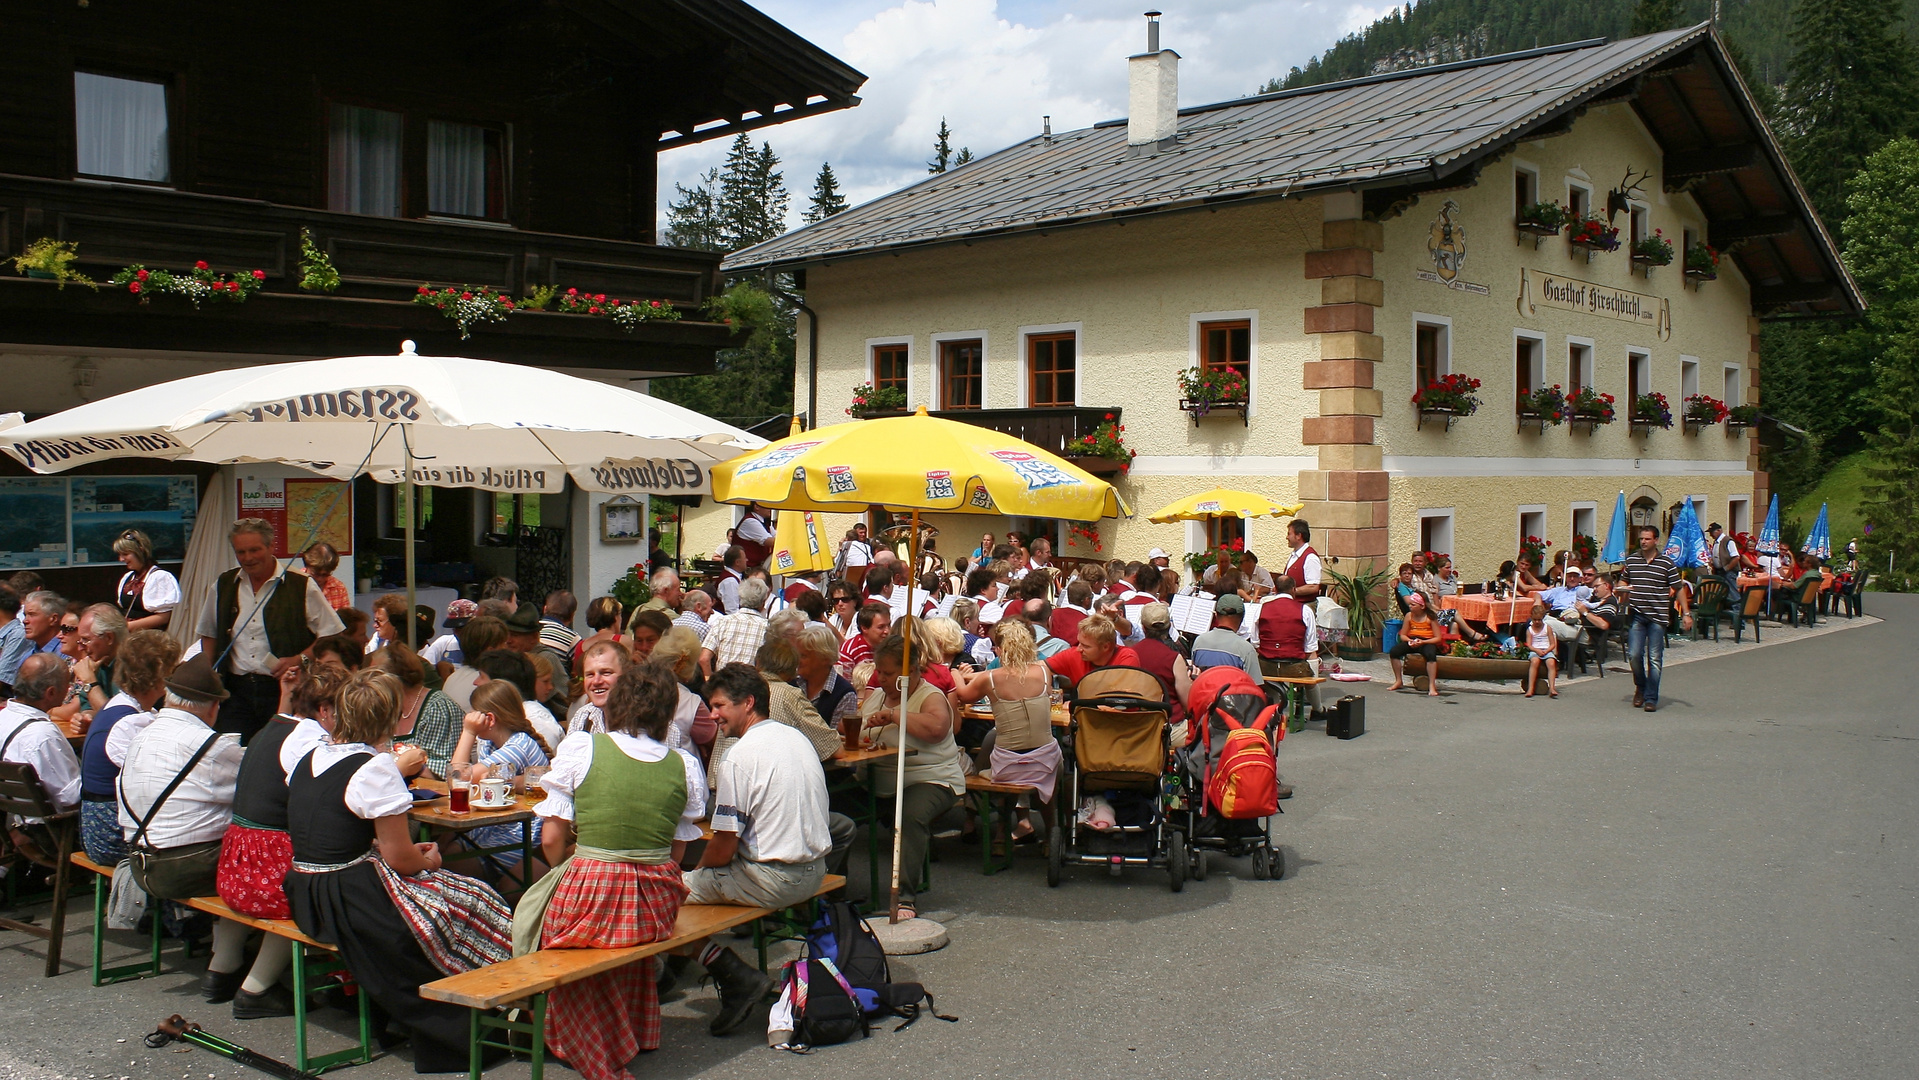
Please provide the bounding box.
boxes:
[70,67,179,189]
[1414,321,1446,391]
[939,338,984,410]
[871,343,909,397]
[1026,331,1076,408]
[322,95,513,223]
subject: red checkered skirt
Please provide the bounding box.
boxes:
[215,823,293,920]
[541,859,687,1080]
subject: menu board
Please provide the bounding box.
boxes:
[69,476,198,566]
[238,475,352,559]
[0,478,72,569]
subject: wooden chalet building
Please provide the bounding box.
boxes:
[0,0,861,606]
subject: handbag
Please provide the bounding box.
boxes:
[119,731,223,899]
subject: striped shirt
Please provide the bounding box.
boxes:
[1622,551,1681,623]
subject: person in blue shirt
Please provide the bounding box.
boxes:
[0,585,25,693]
[1535,566,1593,645]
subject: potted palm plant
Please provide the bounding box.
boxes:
[1326,562,1393,662]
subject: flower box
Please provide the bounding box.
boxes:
[1566,215,1620,262]
[1405,655,1533,683]
[1177,366,1250,425]
[1178,397,1248,425]
[1515,385,1567,433]
[1684,242,1720,288]
[1514,201,1566,247]
[1065,455,1127,477]
[1629,392,1672,436]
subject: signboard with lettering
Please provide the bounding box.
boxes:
[1519,269,1672,339]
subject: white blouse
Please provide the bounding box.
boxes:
[117,567,181,613]
[533,730,705,843]
[302,742,413,820]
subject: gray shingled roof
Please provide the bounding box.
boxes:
[724,27,1705,271]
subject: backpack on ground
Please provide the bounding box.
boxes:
[1203,690,1280,820]
[780,901,956,1048]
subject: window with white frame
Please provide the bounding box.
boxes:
[1414,316,1451,391]
[1571,502,1597,544]
[1723,364,1742,407]
[74,71,171,183]
[1629,204,1650,249]
[1728,496,1751,536]
[1628,349,1652,406]
[1566,179,1592,221]
[1419,509,1455,558]
[1680,356,1700,401]
[1567,339,1594,393]
[1192,310,1259,416]
[1515,332,1544,402]
[1518,506,1548,554]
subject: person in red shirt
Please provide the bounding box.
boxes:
[835,603,890,675]
[1045,614,1139,689]
[1050,580,1092,645]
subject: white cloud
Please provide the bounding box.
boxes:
[658,0,1383,232]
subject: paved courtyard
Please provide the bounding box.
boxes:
[2,598,1912,1080]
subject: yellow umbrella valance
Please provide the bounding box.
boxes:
[1148,488,1303,524]
[711,407,1130,522]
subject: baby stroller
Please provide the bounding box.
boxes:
[1177,666,1285,880]
[1049,666,1184,890]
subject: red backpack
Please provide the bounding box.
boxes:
[1202,691,1280,820]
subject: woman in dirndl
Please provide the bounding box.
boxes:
[112,529,181,633]
[78,631,178,864]
[529,661,705,1080]
[285,669,513,1074]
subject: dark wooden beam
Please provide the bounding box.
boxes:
[655,95,859,150]
[1751,281,1841,306]
[1710,215,1798,247]
[1664,143,1761,189]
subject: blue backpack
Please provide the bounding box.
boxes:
[783,902,956,1048]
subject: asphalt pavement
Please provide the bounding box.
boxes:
[3,597,1913,1080]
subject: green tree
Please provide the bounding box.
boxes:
[1779,0,1919,226]
[716,134,789,250]
[803,162,848,223]
[928,118,955,173]
[1843,137,1919,578]
[954,147,974,167]
[663,168,724,251]
[1630,0,1685,35]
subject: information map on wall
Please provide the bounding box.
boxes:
[238,475,352,559]
[0,475,198,570]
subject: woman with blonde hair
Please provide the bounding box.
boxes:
[636,625,716,754]
[112,529,180,632]
[952,618,1061,838]
[285,670,512,1072]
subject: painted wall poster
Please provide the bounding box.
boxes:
[239,475,352,559]
[70,476,198,565]
[0,478,71,569]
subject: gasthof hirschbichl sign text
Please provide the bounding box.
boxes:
[1519,269,1672,339]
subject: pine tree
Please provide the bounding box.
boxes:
[1780,0,1919,226]
[954,147,974,167]
[804,162,849,223]
[1843,137,1919,582]
[716,134,789,250]
[663,168,724,251]
[1629,0,1684,35]
[928,118,955,174]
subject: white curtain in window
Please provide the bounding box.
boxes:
[73,72,170,182]
[327,104,402,216]
[427,121,486,217]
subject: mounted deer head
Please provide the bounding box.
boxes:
[1607,166,1651,221]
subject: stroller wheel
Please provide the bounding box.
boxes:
[1252,846,1271,880]
[1168,831,1186,893]
[1190,846,1207,881]
[1046,825,1063,888]
[1267,845,1288,881]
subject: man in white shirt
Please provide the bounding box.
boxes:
[194,518,343,742]
[1283,519,1323,601]
[700,579,770,675]
[0,654,83,863]
[714,546,748,615]
[684,664,831,1036]
[117,653,291,1012]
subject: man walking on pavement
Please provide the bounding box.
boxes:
[1622,525,1692,713]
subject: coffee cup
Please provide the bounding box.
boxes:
[476,777,511,808]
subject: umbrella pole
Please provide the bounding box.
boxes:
[403,448,417,650]
[890,510,920,924]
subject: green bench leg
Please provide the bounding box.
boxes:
[292,941,377,1074]
[89,871,165,986]
[469,993,544,1080]
[973,792,1013,876]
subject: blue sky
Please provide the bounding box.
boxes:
[658,1,1387,231]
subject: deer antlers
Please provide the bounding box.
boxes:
[1607,166,1652,220]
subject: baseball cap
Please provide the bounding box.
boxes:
[442,598,478,629]
[1147,548,1169,561]
[1214,593,1245,616]
[1564,566,1584,579]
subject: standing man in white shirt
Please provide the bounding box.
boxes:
[1282,519,1323,601]
[117,653,288,1008]
[0,654,83,865]
[194,519,343,743]
[733,504,774,570]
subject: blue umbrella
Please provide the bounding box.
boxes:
[1758,493,1781,554]
[1802,502,1831,560]
[1664,498,1710,568]
[1602,490,1629,564]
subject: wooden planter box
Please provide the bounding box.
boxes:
[1682,418,1719,436]
[1336,637,1378,662]
[1515,408,1562,434]
[1064,455,1127,477]
[1405,655,1532,681]
[1179,398,1248,426]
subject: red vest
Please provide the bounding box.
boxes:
[1256,595,1309,660]
[1284,545,1318,587]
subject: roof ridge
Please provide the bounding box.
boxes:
[1090,35,1611,130]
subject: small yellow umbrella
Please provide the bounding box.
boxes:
[712,406,1128,920]
[1148,488,1303,524]
[770,509,833,574]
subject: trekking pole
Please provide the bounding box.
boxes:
[145,1015,319,1080]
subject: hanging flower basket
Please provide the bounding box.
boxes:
[1630,229,1674,277]
[1412,373,1481,431]
[1725,403,1760,435]
[1629,391,1673,436]
[1685,242,1720,286]
[1064,415,1134,476]
[1566,214,1621,262]
[1516,384,1568,433]
[1515,201,1567,245]
[1682,393,1728,435]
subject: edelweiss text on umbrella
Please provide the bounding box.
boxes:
[588,458,707,493]
[218,388,423,423]
[11,431,185,468]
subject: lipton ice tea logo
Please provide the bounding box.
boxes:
[989,450,1075,490]
[825,465,857,495]
[1196,500,1221,513]
[969,485,995,509]
[735,440,821,476]
[925,470,955,500]
[775,548,795,571]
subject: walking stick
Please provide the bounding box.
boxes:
[888,509,921,924]
[145,1015,319,1080]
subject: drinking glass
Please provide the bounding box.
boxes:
[447,755,471,815]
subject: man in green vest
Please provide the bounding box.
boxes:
[193,517,343,742]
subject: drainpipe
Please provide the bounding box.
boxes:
[768,275,818,431]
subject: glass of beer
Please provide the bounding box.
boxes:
[447,756,471,815]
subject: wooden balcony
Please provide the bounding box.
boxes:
[0,174,737,372]
[863,406,1120,458]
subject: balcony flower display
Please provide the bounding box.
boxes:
[1515,201,1567,236]
[1567,386,1616,430]
[1412,373,1482,418]
[1685,241,1720,282]
[414,284,514,339]
[1566,213,1621,253]
[1726,403,1760,431]
[1683,393,1728,433]
[846,382,906,418]
[1517,384,1568,427]
[1066,414,1134,475]
[1630,391,1673,431]
[1177,365,1249,420]
[113,261,265,308]
[555,288,683,332]
[1630,228,1674,269]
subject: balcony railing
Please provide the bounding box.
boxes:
[0,173,724,305]
[861,406,1120,458]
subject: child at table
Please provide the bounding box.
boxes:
[450,680,552,885]
[1523,602,1559,699]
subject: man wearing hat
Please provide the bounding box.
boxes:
[1146,548,1172,570]
[118,654,284,1010]
[422,598,475,682]
[194,518,343,742]
[1537,566,1593,643]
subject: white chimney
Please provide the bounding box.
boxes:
[1128,11,1179,149]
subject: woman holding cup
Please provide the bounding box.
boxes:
[449,681,553,884]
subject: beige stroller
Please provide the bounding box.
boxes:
[1048,666,1185,891]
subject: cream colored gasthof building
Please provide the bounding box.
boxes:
[709,21,1858,578]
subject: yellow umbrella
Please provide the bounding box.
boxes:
[1148,488,1303,524]
[770,509,833,574]
[711,407,1129,521]
[712,406,1128,921]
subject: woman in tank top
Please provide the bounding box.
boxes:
[952,619,1062,838]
